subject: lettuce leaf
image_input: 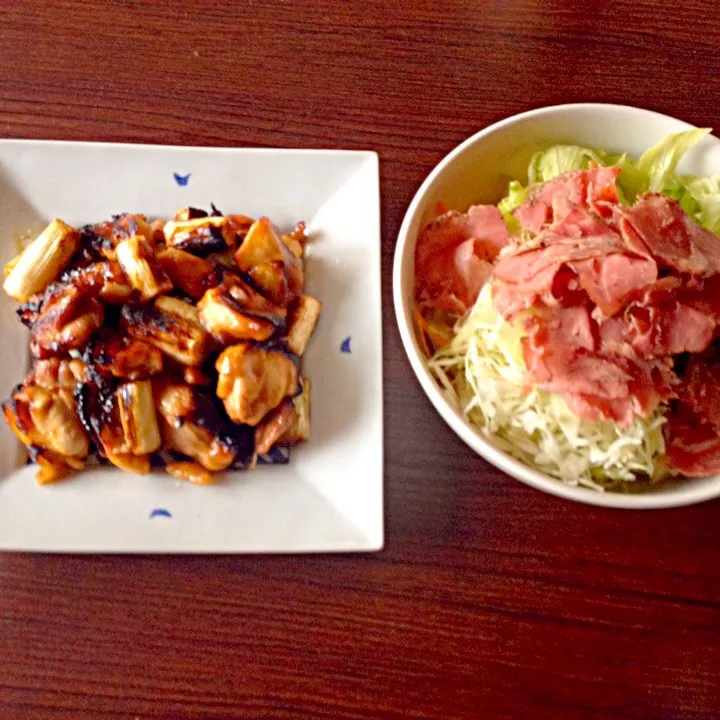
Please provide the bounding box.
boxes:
[662,179,702,218]
[523,130,709,199]
[684,174,720,234]
[528,145,606,185]
[619,128,710,199]
[501,129,716,234]
[497,180,527,232]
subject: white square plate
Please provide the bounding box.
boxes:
[0,140,383,552]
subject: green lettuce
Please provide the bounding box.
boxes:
[497,180,527,233]
[528,145,606,185]
[619,128,710,198]
[499,128,719,234]
[660,179,701,218]
[684,174,720,234]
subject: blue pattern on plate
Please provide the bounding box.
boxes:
[149,508,173,519]
[173,172,191,186]
[340,337,352,353]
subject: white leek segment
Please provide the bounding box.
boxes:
[3,219,80,302]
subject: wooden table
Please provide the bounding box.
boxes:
[1,1,719,718]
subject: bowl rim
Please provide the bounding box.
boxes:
[393,102,720,509]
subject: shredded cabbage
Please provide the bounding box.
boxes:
[427,285,668,490]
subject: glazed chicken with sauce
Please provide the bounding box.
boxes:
[2,207,321,485]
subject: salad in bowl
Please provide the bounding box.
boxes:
[410,122,720,494]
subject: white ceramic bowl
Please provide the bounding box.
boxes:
[393,103,720,508]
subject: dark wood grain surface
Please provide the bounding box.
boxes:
[1,1,720,718]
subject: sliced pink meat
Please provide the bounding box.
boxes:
[631,303,715,356]
[640,275,684,303]
[495,198,657,318]
[490,267,558,319]
[493,204,656,319]
[465,204,510,256]
[662,360,720,476]
[496,201,623,281]
[453,239,494,306]
[499,175,720,436]
[664,394,720,477]
[628,358,677,416]
[523,307,626,399]
[528,305,596,352]
[588,166,622,204]
[588,166,622,220]
[551,194,619,238]
[680,274,720,322]
[564,393,635,427]
[415,205,510,313]
[573,253,657,316]
[617,193,720,276]
[521,305,676,426]
[514,173,584,233]
[547,357,674,428]
[664,432,720,477]
[514,199,549,235]
[493,237,621,285]
[598,294,715,359]
[514,166,621,234]
[597,315,629,357]
[522,339,636,402]
[678,360,720,431]
[665,361,720,476]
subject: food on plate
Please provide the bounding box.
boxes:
[2,208,321,484]
[415,128,720,489]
